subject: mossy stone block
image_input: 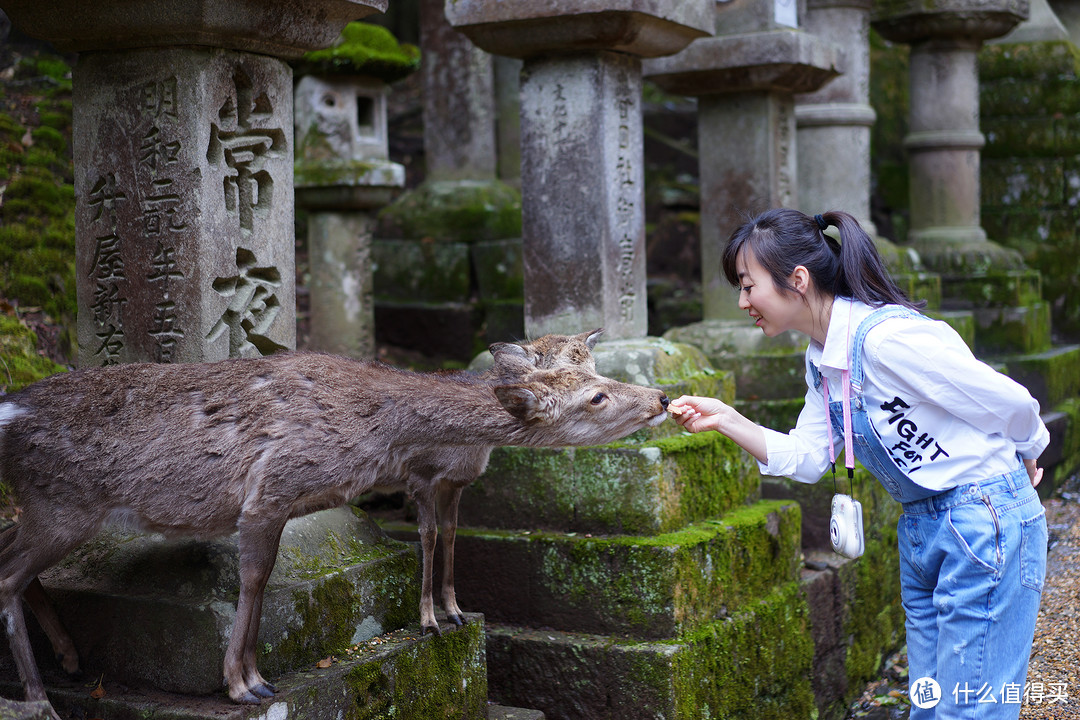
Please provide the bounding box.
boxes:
[394,500,800,640]
[971,302,1052,355]
[372,239,471,304]
[486,582,815,720]
[30,508,419,695]
[472,238,523,301]
[1001,344,1080,410]
[377,178,522,243]
[459,431,761,535]
[17,617,486,720]
[939,269,1041,310]
[895,272,942,311]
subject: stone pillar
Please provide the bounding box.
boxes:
[419,0,497,182]
[795,0,877,233]
[644,0,839,320]
[446,1,714,340]
[293,23,415,358]
[871,0,1029,273]
[1,0,388,366]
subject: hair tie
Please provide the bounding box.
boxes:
[814,214,828,231]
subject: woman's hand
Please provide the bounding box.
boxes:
[669,396,731,434]
[1023,457,1043,488]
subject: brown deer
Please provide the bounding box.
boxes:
[409,328,608,635]
[0,330,668,717]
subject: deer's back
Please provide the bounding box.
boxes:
[0,353,489,536]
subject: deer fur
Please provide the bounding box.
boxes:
[0,330,668,715]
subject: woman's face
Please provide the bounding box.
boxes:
[735,249,805,337]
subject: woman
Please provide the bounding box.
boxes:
[672,208,1048,719]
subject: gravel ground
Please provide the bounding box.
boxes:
[846,479,1080,719]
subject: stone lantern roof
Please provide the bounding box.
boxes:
[294,21,420,83]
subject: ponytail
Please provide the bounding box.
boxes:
[721,208,923,311]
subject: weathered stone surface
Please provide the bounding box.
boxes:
[872,0,1029,43]
[1001,344,1080,410]
[388,501,801,639]
[9,508,419,695]
[376,179,522,243]
[373,240,472,304]
[74,47,295,365]
[485,583,816,720]
[2,616,485,720]
[0,0,388,57]
[306,211,377,358]
[295,74,392,164]
[518,52,649,339]
[644,29,841,96]
[0,698,53,720]
[444,0,714,59]
[460,432,759,536]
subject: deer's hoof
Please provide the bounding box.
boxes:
[422,623,442,637]
[447,613,464,627]
[235,690,264,705]
[251,683,276,699]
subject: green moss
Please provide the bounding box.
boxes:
[0,315,66,394]
[377,179,523,243]
[0,51,76,336]
[299,22,420,83]
[671,583,817,719]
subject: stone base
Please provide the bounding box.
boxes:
[485,583,817,720]
[0,508,420,695]
[0,616,486,720]
[384,500,801,640]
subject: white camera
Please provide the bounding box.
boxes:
[830,493,864,559]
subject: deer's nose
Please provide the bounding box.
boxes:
[660,395,670,410]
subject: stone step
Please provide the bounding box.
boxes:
[484,582,816,720]
[999,344,1080,409]
[0,508,421,696]
[0,615,487,720]
[383,500,802,640]
[487,703,546,720]
[461,431,760,536]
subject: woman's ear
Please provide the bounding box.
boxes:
[790,265,811,295]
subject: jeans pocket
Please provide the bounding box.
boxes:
[1020,507,1048,592]
[947,501,1001,574]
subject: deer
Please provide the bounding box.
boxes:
[407,328,609,635]
[0,330,668,718]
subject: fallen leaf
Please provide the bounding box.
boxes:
[316,656,333,669]
[90,679,106,699]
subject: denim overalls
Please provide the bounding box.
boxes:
[814,306,1048,720]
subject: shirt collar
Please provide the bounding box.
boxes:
[816,296,869,372]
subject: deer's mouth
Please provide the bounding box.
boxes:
[646,410,668,427]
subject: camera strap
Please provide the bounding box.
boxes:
[823,369,856,491]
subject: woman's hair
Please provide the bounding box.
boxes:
[721,208,924,310]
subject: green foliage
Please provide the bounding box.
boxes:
[0,50,76,333]
[0,314,66,394]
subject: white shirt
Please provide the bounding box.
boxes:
[759,297,1050,491]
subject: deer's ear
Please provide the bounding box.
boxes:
[494,385,543,422]
[489,341,529,359]
[579,329,604,350]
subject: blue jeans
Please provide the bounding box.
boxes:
[898,465,1047,719]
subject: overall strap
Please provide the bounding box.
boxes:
[848,305,924,396]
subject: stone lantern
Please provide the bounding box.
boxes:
[293,22,418,358]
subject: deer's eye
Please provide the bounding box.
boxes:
[591,392,607,405]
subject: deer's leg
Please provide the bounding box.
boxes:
[0,521,78,720]
[436,485,464,626]
[24,577,80,675]
[224,520,284,704]
[414,490,440,635]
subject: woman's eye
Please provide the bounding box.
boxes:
[591,392,607,405]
